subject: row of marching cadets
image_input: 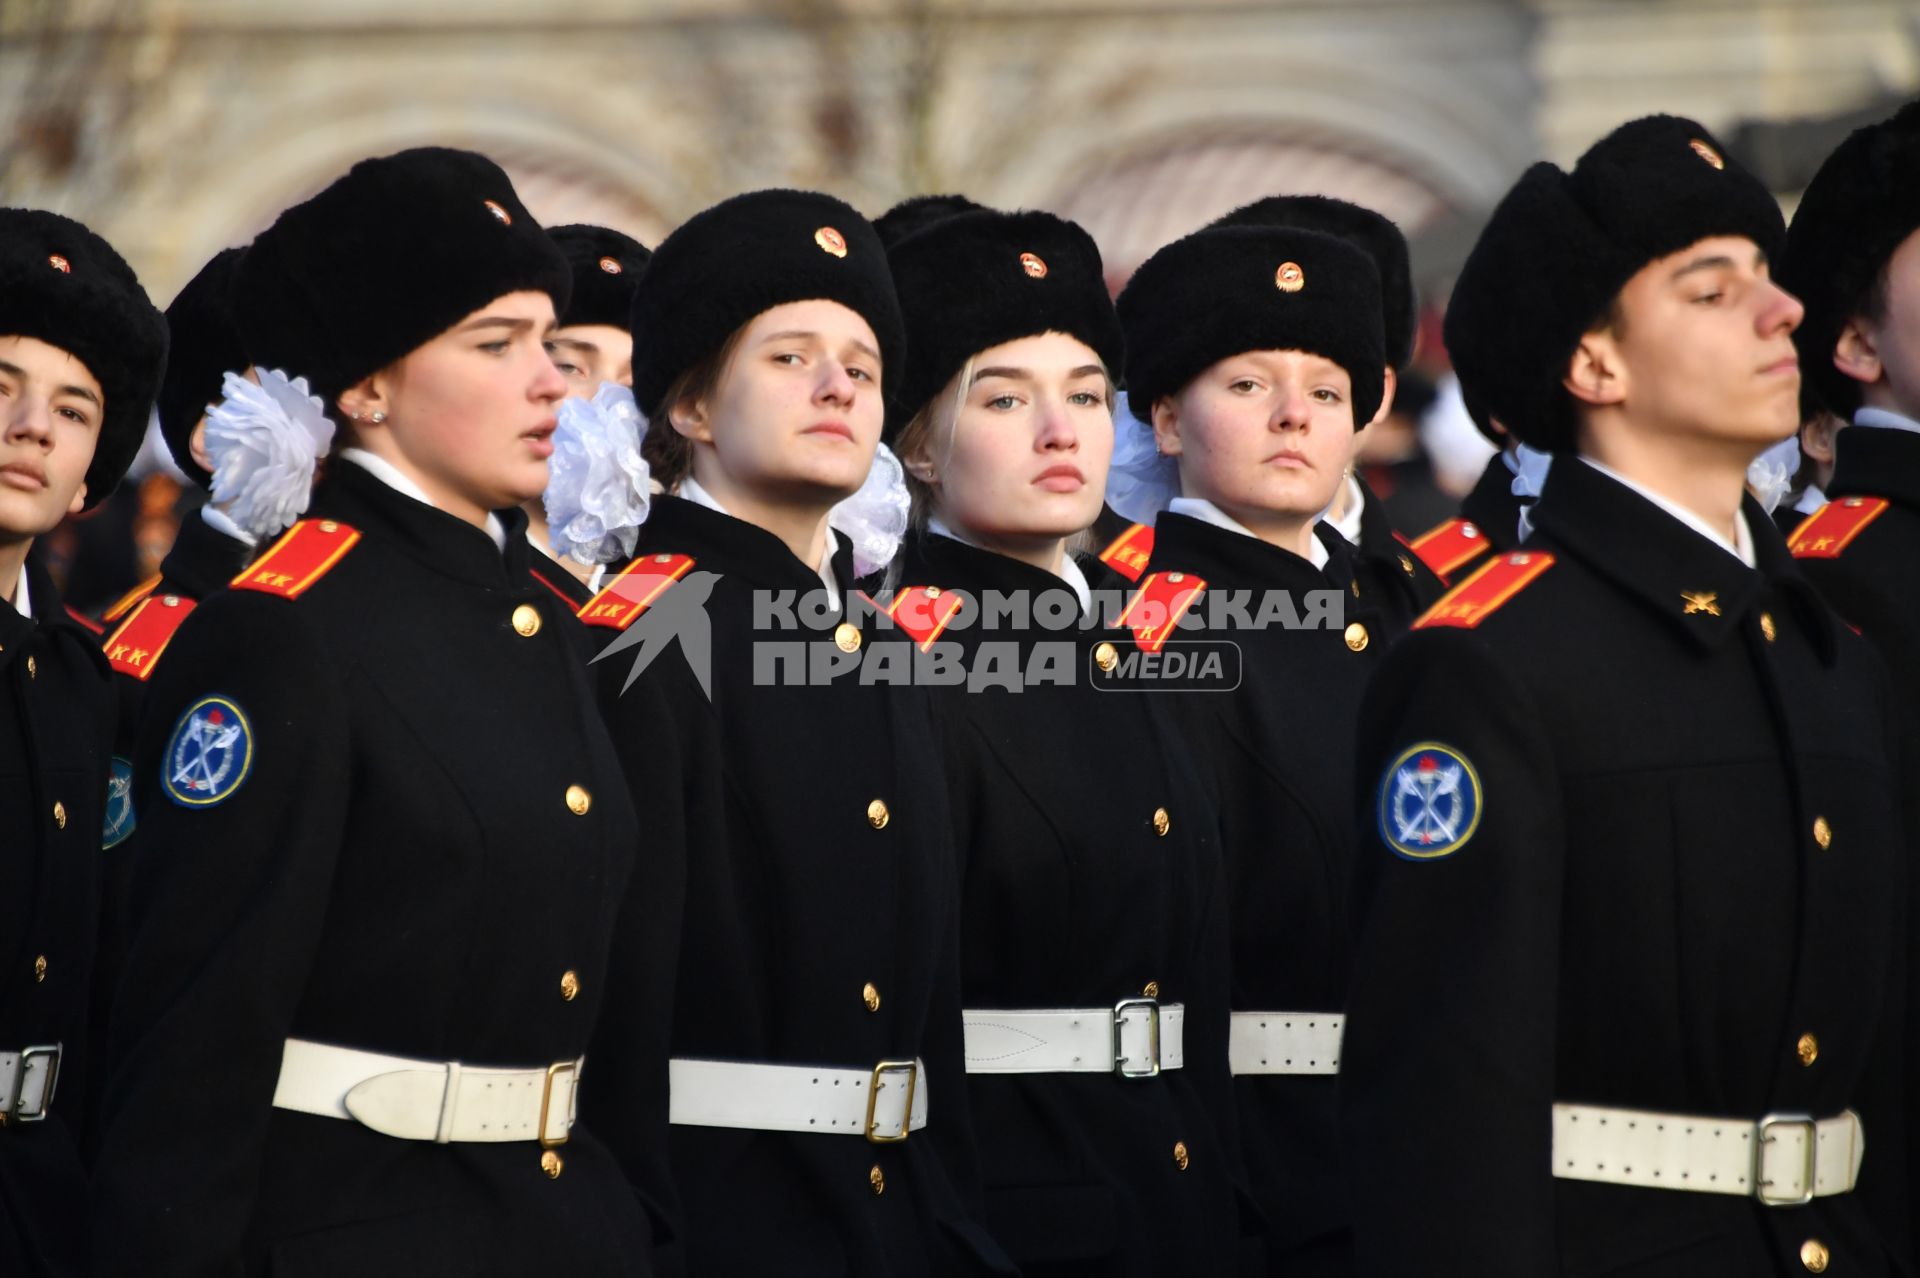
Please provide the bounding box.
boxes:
[2,98,1918,1278]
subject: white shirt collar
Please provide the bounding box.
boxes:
[1167,496,1330,570]
[680,475,840,608]
[1793,483,1828,516]
[341,448,507,554]
[1321,473,1365,547]
[199,503,259,549]
[6,562,29,620]
[927,517,1094,615]
[1852,406,1920,436]
[1578,456,1756,569]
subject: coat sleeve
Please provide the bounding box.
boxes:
[89,591,352,1277]
[1341,628,1565,1277]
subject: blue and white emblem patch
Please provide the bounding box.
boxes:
[1378,742,1482,860]
[163,696,254,808]
[103,756,136,849]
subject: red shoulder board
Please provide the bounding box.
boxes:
[578,553,695,630]
[103,593,198,681]
[1408,518,1492,582]
[1415,551,1554,630]
[1789,497,1890,560]
[65,604,105,636]
[882,586,964,652]
[1118,571,1206,653]
[231,520,361,599]
[101,573,162,624]
[1097,522,1156,583]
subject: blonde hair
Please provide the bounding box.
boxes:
[894,356,976,534]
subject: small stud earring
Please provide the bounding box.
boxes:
[369,411,387,424]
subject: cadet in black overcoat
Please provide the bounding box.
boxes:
[1115,222,1392,1274]
[586,189,1014,1277]
[0,208,166,1278]
[89,148,667,1277]
[1345,116,1913,1277]
[883,207,1249,1275]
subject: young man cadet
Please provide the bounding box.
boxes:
[0,208,167,1277]
[1343,116,1913,1277]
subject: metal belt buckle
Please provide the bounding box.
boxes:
[538,1059,579,1149]
[1755,1112,1818,1206]
[1112,997,1161,1079]
[2,1045,62,1126]
[865,1060,919,1144]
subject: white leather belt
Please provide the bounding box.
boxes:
[0,1045,62,1124]
[271,1038,581,1145]
[669,1057,927,1143]
[1228,1012,1343,1075]
[1552,1104,1863,1206]
[962,1000,1184,1077]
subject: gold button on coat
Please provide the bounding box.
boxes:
[1094,641,1118,673]
[834,622,862,653]
[1800,1239,1830,1272]
[1398,554,1415,577]
[867,798,890,830]
[52,801,66,830]
[560,971,581,1002]
[33,955,47,982]
[512,604,542,637]
[1152,807,1170,837]
[1142,981,1160,999]
[869,1164,886,1195]
[862,982,881,1013]
[541,1150,564,1178]
[1797,1033,1819,1066]
[1812,816,1832,850]
[1172,1141,1190,1170]
[1760,612,1777,643]
[1344,622,1370,653]
[24,655,34,678]
[566,785,592,816]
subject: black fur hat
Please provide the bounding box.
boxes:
[0,207,167,509]
[550,224,650,331]
[236,147,571,413]
[1118,225,1385,428]
[630,189,904,418]
[1211,194,1417,370]
[1780,99,1920,419]
[1443,115,1784,451]
[874,194,988,249]
[156,247,246,489]
[884,208,1123,441]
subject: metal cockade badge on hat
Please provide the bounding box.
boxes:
[599,256,623,275]
[1688,138,1726,170]
[47,254,71,274]
[483,199,513,226]
[815,226,849,258]
[1019,252,1049,279]
[1275,261,1305,293]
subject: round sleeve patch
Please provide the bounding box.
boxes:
[1377,742,1482,860]
[163,696,255,808]
[103,755,136,849]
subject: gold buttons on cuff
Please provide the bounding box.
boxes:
[1152,807,1171,837]
[33,955,47,983]
[1094,641,1118,673]
[565,785,592,816]
[1812,816,1832,850]
[863,982,881,1013]
[1172,1141,1190,1170]
[867,798,890,830]
[1797,1033,1819,1067]
[560,970,581,1002]
[24,655,35,678]
[1344,622,1370,653]
[541,1150,564,1179]
[1142,981,1160,999]
[834,622,862,653]
[1800,1239,1830,1273]
[1760,612,1777,643]
[52,801,66,830]
[512,604,542,637]
[869,1164,886,1195]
